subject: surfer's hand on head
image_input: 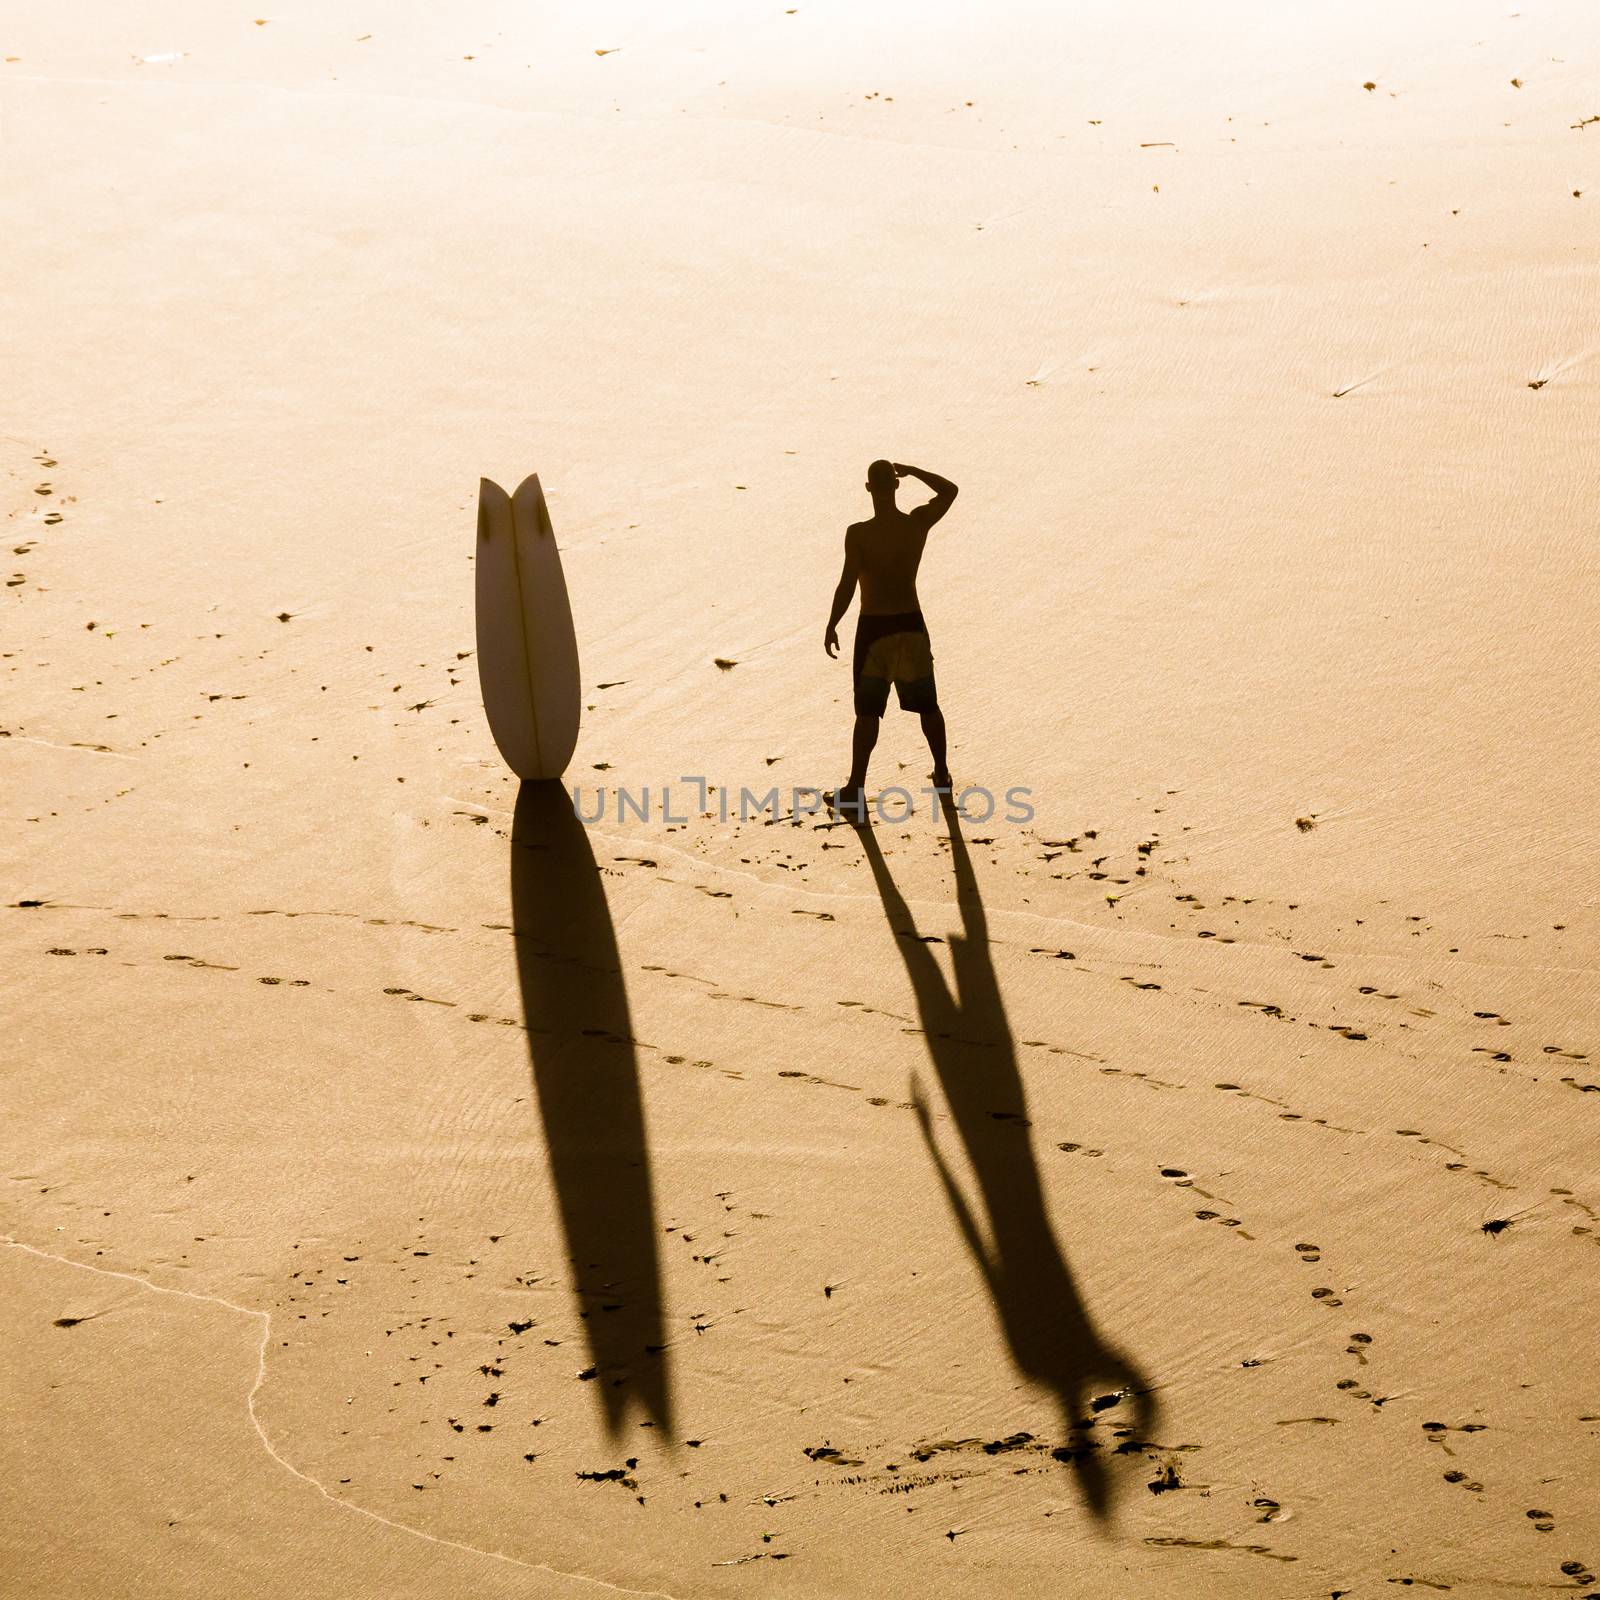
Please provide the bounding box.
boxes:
[824,623,840,658]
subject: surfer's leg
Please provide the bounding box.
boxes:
[848,713,879,790]
[919,708,949,788]
[850,660,889,792]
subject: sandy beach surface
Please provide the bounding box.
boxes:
[5,3,1599,1595]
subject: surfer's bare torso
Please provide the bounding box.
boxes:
[848,507,934,615]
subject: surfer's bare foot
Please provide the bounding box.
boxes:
[827,783,867,819]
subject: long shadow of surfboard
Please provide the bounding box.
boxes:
[511,779,673,1438]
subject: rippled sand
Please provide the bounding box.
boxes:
[5,3,1598,1595]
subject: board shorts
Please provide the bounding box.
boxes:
[853,610,938,716]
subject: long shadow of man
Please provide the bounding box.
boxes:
[510,780,673,1438]
[854,799,1157,1518]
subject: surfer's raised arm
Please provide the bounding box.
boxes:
[892,462,958,528]
[823,527,861,658]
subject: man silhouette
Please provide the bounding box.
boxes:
[824,459,959,811]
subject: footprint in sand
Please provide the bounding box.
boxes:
[1100,1065,1183,1091]
[383,985,455,1006]
[1421,1421,1487,1442]
[1193,1208,1248,1234]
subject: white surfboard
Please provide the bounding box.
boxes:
[475,474,582,779]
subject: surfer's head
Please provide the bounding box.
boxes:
[866,459,897,500]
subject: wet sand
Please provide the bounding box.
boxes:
[4,3,1599,1595]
